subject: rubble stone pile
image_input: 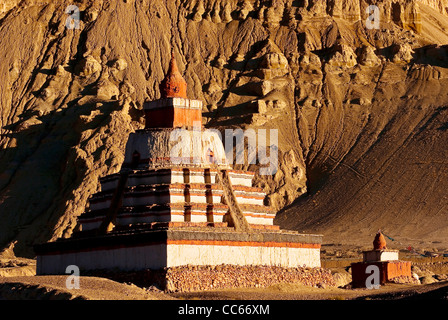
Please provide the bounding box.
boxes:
[164,264,336,292]
[390,275,420,284]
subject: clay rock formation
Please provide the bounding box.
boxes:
[1,0,448,256]
[417,0,448,13]
[327,44,358,68]
[392,43,415,63]
[359,45,382,66]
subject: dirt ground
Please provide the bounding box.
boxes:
[1,274,447,300]
[0,275,172,300]
[171,281,448,300]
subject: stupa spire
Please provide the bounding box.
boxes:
[159,50,188,99]
[373,230,387,250]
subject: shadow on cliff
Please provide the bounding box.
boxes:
[412,45,448,68]
[375,44,448,68]
[0,98,124,257]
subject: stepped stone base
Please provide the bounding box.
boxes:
[34,228,322,275]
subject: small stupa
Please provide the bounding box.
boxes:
[34,52,323,289]
[351,231,412,288]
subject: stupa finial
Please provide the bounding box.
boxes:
[373,230,387,250]
[159,50,187,99]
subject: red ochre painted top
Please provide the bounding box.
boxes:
[145,52,202,129]
[373,231,387,250]
[159,52,188,99]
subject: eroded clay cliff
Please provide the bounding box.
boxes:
[1,0,448,255]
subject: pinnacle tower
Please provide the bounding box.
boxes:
[159,51,188,99]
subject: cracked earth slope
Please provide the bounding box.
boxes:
[1,0,448,256]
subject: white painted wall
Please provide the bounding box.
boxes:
[228,174,254,187]
[127,169,217,186]
[171,171,184,184]
[90,200,111,211]
[167,244,320,268]
[36,242,320,275]
[190,194,207,203]
[80,220,103,231]
[234,193,264,205]
[245,216,273,225]
[101,179,119,192]
[190,214,208,223]
[212,214,225,223]
[116,212,174,225]
[37,244,168,274]
[363,250,399,262]
[123,194,171,206]
[189,173,206,183]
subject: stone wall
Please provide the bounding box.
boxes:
[164,264,335,292]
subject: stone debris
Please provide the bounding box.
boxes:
[332,271,352,288]
[419,275,438,284]
[390,275,420,284]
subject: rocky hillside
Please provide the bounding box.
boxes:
[1,0,448,256]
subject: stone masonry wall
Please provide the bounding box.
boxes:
[164,264,335,292]
[85,264,336,293]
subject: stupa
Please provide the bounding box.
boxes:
[35,53,323,288]
[351,231,412,288]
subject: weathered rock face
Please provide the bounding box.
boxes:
[417,0,448,14]
[1,0,448,256]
